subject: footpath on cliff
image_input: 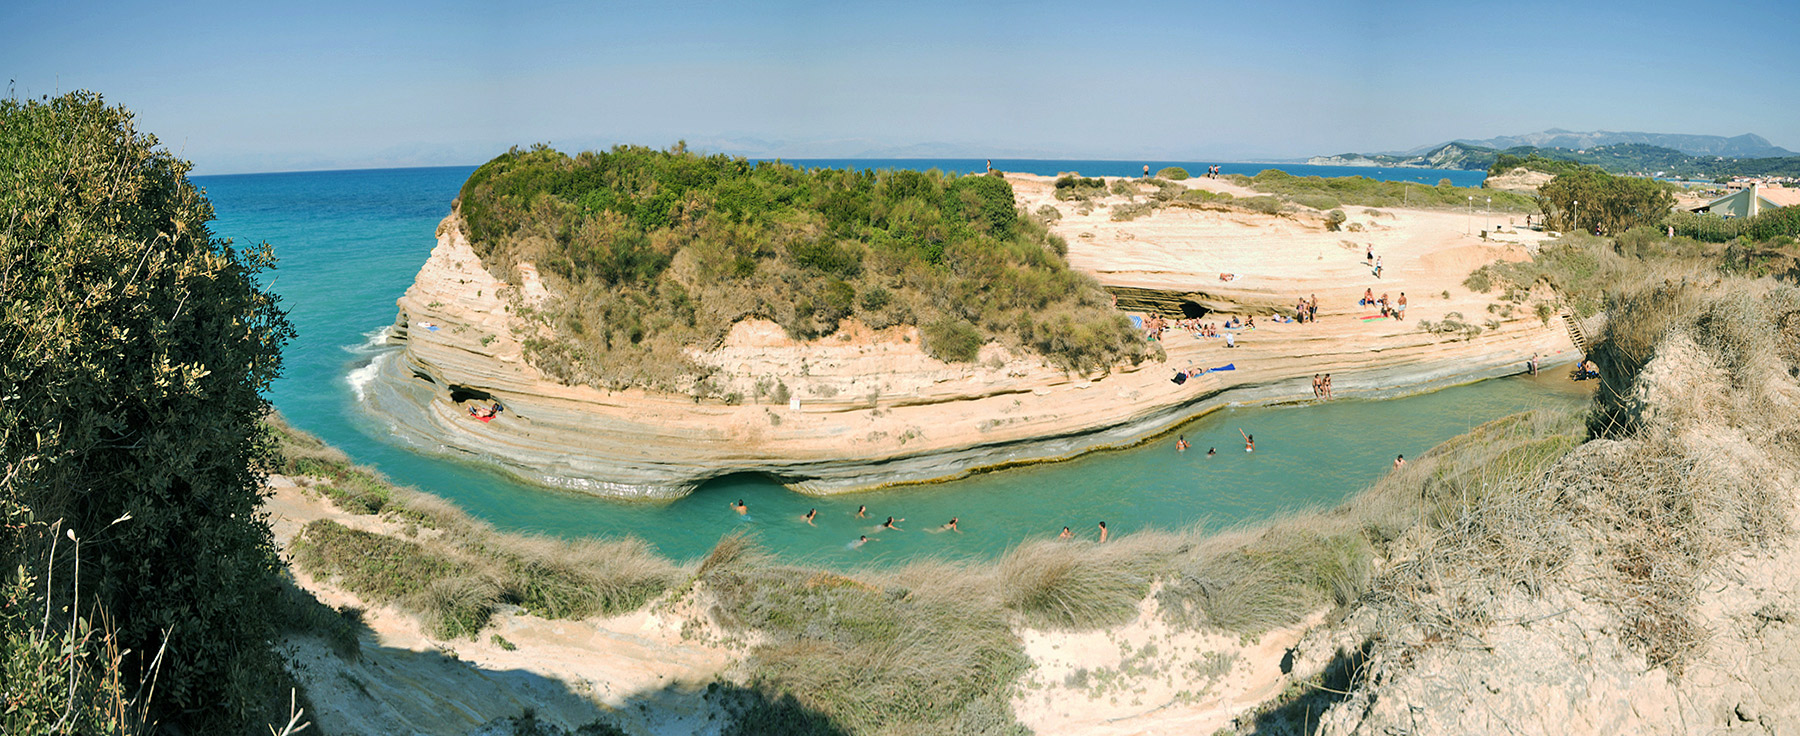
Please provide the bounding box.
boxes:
[363,171,1576,497]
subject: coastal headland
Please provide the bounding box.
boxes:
[363,171,1575,498]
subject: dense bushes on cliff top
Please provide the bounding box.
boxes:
[1230,169,1539,213]
[457,145,1141,392]
[1,92,296,732]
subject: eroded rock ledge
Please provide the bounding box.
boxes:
[363,207,1575,499]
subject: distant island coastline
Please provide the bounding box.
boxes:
[1309,129,1800,180]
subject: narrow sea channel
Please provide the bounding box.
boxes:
[201,163,1571,567]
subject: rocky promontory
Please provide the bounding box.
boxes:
[363,174,1575,498]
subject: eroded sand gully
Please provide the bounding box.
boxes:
[363,173,1572,497]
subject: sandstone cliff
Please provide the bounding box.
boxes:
[363,177,1574,498]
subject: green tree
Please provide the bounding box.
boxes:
[1539,168,1675,235]
[2,92,294,731]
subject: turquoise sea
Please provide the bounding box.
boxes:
[197,163,1571,567]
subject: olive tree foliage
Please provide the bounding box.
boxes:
[1,92,294,730]
[1538,168,1676,236]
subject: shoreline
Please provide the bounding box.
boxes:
[360,176,1575,499]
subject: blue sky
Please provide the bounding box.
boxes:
[6,0,1797,174]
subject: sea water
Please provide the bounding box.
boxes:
[777,159,1489,188]
[199,164,1569,567]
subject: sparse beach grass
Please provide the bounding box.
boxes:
[268,243,1800,730]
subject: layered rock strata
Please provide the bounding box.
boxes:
[365,179,1575,498]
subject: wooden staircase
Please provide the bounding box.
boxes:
[1561,311,1591,356]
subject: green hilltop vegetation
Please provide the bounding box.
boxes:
[1225,169,1539,214]
[3,93,305,733]
[458,145,1141,393]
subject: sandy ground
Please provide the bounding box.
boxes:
[1012,587,1327,735]
[265,477,739,736]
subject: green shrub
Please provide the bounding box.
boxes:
[1052,174,1107,201]
[1157,166,1190,180]
[1230,169,1536,214]
[1237,196,1289,215]
[1324,209,1347,232]
[1289,193,1341,211]
[922,318,985,362]
[460,148,1140,389]
[1111,201,1159,221]
[1463,266,1494,293]
[1,91,296,731]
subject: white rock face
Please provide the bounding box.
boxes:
[364,205,1572,498]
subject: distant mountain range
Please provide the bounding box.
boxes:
[1446,130,1793,159]
[1308,130,1800,179]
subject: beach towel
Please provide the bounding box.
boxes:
[475,415,493,423]
[1129,315,1144,329]
[1359,314,1389,322]
[1209,363,1236,372]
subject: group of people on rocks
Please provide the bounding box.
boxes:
[1365,246,1384,279]
[1311,373,1335,400]
[1360,289,1407,320]
[1293,294,1320,323]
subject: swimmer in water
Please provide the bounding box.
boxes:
[1098,521,1109,543]
[855,505,867,519]
[1059,526,1073,540]
[937,517,961,533]
[731,499,748,515]
[802,508,817,526]
[1394,454,1406,469]
[1240,429,1255,453]
[1207,447,1217,457]
[850,535,869,549]
[881,516,905,531]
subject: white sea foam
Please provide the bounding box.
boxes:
[345,352,391,402]
[344,324,396,354]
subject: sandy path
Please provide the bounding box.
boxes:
[1012,586,1326,735]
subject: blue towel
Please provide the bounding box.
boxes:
[1129,315,1144,329]
[1210,363,1236,372]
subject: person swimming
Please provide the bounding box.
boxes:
[1394,454,1406,469]
[1098,521,1109,543]
[1177,434,1189,452]
[1207,447,1217,457]
[855,505,867,519]
[731,499,748,515]
[802,508,817,526]
[881,516,904,531]
[849,535,869,549]
[1240,429,1255,453]
[938,517,960,533]
[1059,526,1073,540]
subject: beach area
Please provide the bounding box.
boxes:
[361,171,1577,499]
